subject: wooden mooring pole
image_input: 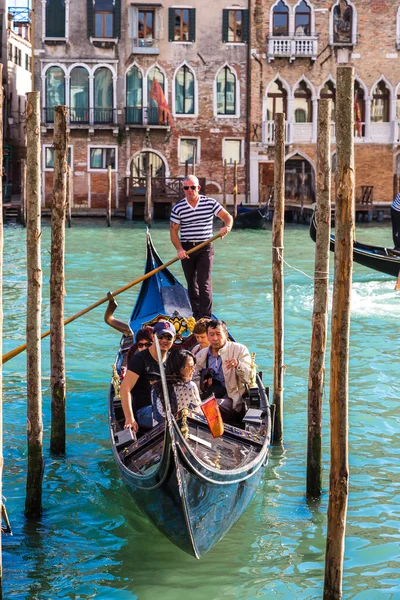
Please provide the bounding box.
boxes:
[21,158,27,227]
[233,160,238,219]
[0,64,4,597]
[307,99,332,499]
[323,66,354,599]
[144,162,152,227]
[107,164,112,227]
[272,113,285,443]
[66,165,72,228]
[223,159,227,209]
[25,91,44,517]
[50,106,68,455]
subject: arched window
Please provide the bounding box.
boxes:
[45,66,65,123]
[273,1,289,36]
[320,80,336,121]
[216,66,236,115]
[147,67,166,125]
[94,67,113,123]
[354,81,365,137]
[131,151,165,179]
[295,1,311,36]
[371,81,390,123]
[126,66,143,124]
[175,65,194,115]
[294,81,312,122]
[70,67,89,124]
[285,155,314,203]
[266,80,287,120]
[333,0,353,44]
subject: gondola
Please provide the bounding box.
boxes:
[108,232,272,558]
[310,209,400,278]
[234,203,269,230]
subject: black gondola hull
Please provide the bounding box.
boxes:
[310,210,400,277]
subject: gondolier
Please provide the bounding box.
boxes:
[391,193,400,250]
[170,175,233,319]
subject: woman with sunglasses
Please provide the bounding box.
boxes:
[126,326,154,361]
[170,174,233,320]
[152,349,201,425]
[120,321,176,432]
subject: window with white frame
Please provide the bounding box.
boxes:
[44,146,72,169]
[295,0,311,36]
[272,1,289,36]
[89,147,117,170]
[175,65,195,115]
[223,139,242,165]
[216,66,237,115]
[330,0,357,46]
[129,6,160,48]
[179,138,199,164]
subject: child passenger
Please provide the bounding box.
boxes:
[152,349,201,424]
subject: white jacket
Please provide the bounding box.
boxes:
[195,340,251,409]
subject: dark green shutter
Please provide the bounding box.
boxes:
[168,8,174,41]
[87,0,94,38]
[46,0,66,37]
[222,9,229,43]
[114,0,121,38]
[242,10,249,43]
[189,8,196,42]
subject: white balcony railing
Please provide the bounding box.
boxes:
[132,38,160,54]
[292,122,313,143]
[394,121,400,144]
[262,120,291,145]
[267,35,318,62]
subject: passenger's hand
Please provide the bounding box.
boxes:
[124,418,138,433]
[225,358,238,370]
[220,226,231,238]
[177,248,189,260]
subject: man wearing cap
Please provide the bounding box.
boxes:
[120,321,176,431]
[170,175,233,320]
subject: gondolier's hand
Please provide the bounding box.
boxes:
[177,248,189,260]
[220,226,231,238]
[124,418,138,433]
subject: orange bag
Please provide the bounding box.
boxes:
[200,396,224,438]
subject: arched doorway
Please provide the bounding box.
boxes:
[285,154,315,204]
[131,150,166,179]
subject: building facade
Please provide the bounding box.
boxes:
[249,0,400,207]
[1,8,32,197]
[35,0,250,211]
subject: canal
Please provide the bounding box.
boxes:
[2,220,399,599]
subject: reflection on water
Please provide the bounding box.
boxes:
[2,220,399,599]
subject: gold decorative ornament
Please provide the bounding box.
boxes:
[111,364,121,399]
[249,352,258,389]
[181,407,189,439]
[184,317,196,335]
[214,451,221,469]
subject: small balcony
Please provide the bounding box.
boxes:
[267,35,318,62]
[42,107,117,127]
[132,37,160,54]
[262,120,291,145]
[125,106,171,127]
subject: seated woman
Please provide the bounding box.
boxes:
[152,349,201,424]
[122,326,154,371]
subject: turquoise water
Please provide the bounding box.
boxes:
[2,219,400,599]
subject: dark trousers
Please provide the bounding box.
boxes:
[181,242,214,319]
[391,207,400,249]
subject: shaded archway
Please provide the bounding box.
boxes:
[131,150,166,179]
[285,154,315,204]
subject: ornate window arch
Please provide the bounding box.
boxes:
[371,78,391,123]
[270,0,290,37]
[265,77,288,121]
[147,65,168,125]
[214,64,239,118]
[329,0,357,46]
[70,66,89,124]
[294,0,313,36]
[93,66,114,123]
[45,65,66,123]
[319,77,336,121]
[173,63,196,117]
[126,64,144,124]
[293,79,312,122]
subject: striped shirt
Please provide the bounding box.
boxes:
[170,195,223,242]
[392,193,400,212]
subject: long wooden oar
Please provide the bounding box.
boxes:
[2,233,222,365]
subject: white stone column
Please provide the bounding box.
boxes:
[312,97,318,142]
[365,97,371,141]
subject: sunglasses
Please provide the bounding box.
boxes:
[138,342,151,348]
[183,185,197,190]
[157,334,174,341]
[181,364,195,372]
